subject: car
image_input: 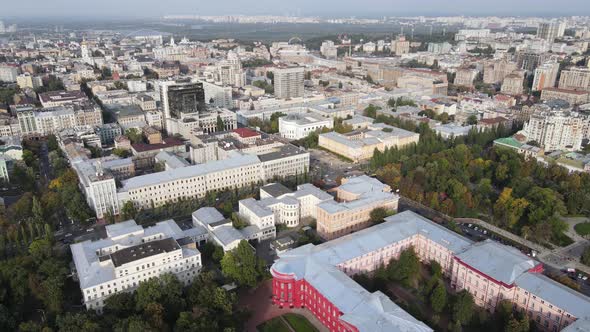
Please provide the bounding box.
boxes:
[483,230,487,235]
[86,228,93,233]
[578,274,584,279]
[583,276,588,281]
[474,227,479,231]
[65,233,73,237]
[468,224,473,228]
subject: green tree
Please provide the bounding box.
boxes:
[216,115,225,132]
[28,239,52,263]
[369,207,390,224]
[125,128,143,144]
[221,240,266,288]
[466,114,478,125]
[452,290,475,325]
[387,247,420,287]
[430,281,447,313]
[121,201,138,220]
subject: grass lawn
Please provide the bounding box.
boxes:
[575,222,590,237]
[283,313,319,332]
[257,316,291,332]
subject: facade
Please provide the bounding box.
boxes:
[160,81,206,132]
[240,183,333,228]
[537,21,566,41]
[483,60,518,85]
[454,68,478,88]
[70,219,202,311]
[541,88,590,105]
[16,73,43,90]
[272,210,590,332]
[201,80,233,108]
[533,62,560,91]
[119,146,309,210]
[391,35,410,56]
[95,123,122,145]
[0,65,18,82]
[320,40,338,60]
[278,113,334,140]
[516,52,548,72]
[72,160,120,219]
[318,123,419,163]
[501,71,525,95]
[558,68,590,91]
[316,176,399,240]
[522,108,589,152]
[274,66,305,99]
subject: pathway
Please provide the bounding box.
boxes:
[238,280,328,332]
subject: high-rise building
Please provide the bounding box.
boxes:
[273,66,305,99]
[532,61,559,91]
[483,59,518,84]
[215,51,245,87]
[391,35,410,56]
[501,71,526,95]
[516,52,548,72]
[558,67,590,91]
[320,40,338,60]
[523,105,589,151]
[160,81,206,131]
[537,21,566,41]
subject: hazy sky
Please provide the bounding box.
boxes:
[4,0,590,18]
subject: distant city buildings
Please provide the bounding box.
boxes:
[537,21,566,42]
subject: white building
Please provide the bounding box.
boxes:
[278,112,334,140]
[533,62,560,91]
[119,145,309,210]
[274,66,305,99]
[522,107,589,151]
[0,65,18,82]
[200,80,233,108]
[70,219,202,311]
[239,182,333,228]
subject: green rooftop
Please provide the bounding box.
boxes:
[493,137,523,149]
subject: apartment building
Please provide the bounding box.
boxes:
[72,160,120,219]
[239,182,333,228]
[501,71,525,95]
[318,123,419,163]
[454,68,478,88]
[522,107,589,151]
[533,62,560,91]
[16,73,43,90]
[541,88,590,105]
[17,102,103,136]
[70,219,202,311]
[537,21,566,41]
[274,66,305,99]
[483,60,518,84]
[316,176,399,240]
[278,112,334,140]
[558,67,590,91]
[271,210,590,332]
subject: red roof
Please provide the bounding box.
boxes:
[233,127,260,138]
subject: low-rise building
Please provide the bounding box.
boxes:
[278,112,334,140]
[39,90,88,108]
[70,219,202,311]
[316,176,399,240]
[318,123,419,163]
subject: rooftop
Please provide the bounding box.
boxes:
[110,237,180,267]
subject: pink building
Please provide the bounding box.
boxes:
[271,211,590,332]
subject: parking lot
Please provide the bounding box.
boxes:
[309,148,364,187]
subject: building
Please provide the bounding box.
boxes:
[316,176,399,240]
[95,123,122,145]
[106,104,146,128]
[70,219,202,311]
[16,73,43,90]
[516,52,548,73]
[0,65,18,82]
[558,67,590,91]
[455,29,490,41]
[501,71,525,95]
[454,68,478,88]
[278,113,334,140]
[0,136,23,182]
[320,40,338,60]
[522,107,589,151]
[17,103,103,136]
[71,159,120,219]
[214,51,245,87]
[39,90,88,108]
[533,62,560,91]
[160,81,206,132]
[142,126,162,145]
[483,60,518,85]
[318,123,419,163]
[541,88,590,105]
[200,80,233,109]
[274,66,305,99]
[119,146,309,210]
[391,35,410,56]
[537,21,566,41]
[134,94,157,111]
[271,210,590,332]
[239,183,333,229]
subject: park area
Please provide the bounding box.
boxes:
[257,313,319,332]
[575,222,590,237]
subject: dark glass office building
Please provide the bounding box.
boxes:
[166,82,206,119]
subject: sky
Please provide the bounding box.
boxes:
[3,0,590,18]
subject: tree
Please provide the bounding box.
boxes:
[221,240,266,288]
[387,247,420,287]
[121,201,138,220]
[29,239,52,263]
[452,290,475,325]
[216,115,225,132]
[112,148,131,158]
[370,207,390,224]
[582,247,590,266]
[430,281,447,313]
[493,188,529,229]
[125,128,143,144]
